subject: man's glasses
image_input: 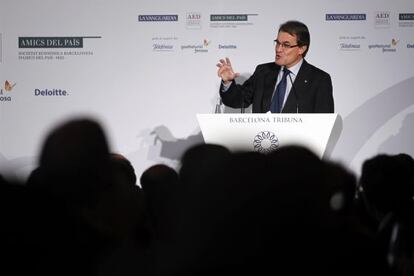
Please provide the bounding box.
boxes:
[273,39,299,49]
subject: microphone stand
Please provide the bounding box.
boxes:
[215,98,222,114]
[240,87,245,113]
[288,73,299,113]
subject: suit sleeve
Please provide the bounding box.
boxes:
[314,72,334,113]
[219,66,260,109]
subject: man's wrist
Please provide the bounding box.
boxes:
[220,80,232,93]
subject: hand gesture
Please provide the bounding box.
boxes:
[216,57,240,84]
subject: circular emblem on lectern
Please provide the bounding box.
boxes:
[253,131,279,153]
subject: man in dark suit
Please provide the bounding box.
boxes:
[217,20,334,113]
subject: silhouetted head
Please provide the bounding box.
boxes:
[179,143,231,186]
[34,118,111,207]
[110,153,137,186]
[40,118,110,170]
[360,153,414,218]
[141,164,178,191]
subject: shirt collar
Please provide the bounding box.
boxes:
[282,58,303,77]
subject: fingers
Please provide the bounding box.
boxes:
[217,57,231,67]
[216,58,229,76]
[216,60,225,69]
[225,57,232,66]
[216,57,238,80]
[217,66,227,77]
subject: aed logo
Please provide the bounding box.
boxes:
[376,12,390,19]
[187,13,201,20]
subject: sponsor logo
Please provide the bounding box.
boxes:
[253,131,279,154]
[138,14,178,22]
[339,43,361,50]
[4,80,15,92]
[399,13,414,20]
[326,14,367,21]
[218,44,237,50]
[374,11,391,28]
[34,88,69,97]
[368,38,399,52]
[392,38,398,46]
[152,44,174,51]
[181,39,210,53]
[210,13,258,28]
[18,36,100,61]
[151,36,178,52]
[338,35,365,51]
[210,14,251,21]
[399,13,414,27]
[0,80,16,102]
[408,43,414,49]
[186,12,202,29]
[18,36,100,48]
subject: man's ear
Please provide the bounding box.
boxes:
[299,45,307,56]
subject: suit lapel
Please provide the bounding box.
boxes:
[282,60,310,113]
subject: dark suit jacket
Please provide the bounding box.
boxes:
[219,60,334,113]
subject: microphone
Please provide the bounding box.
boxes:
[240,86,245,114]
[215,97,223,114]
[287,73,299,113]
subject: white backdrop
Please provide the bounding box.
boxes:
[1,0,414,179]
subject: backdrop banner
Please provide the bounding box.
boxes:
[1,0,413,179]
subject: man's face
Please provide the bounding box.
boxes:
[274,31,307,68]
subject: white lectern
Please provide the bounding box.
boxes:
[196,114,342,159]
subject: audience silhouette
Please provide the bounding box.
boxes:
[1,117,413,275]
[358,153,414,275]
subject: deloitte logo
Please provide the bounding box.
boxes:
[218,44,237,50]
[34,88,69,97]
[253,131,279,154]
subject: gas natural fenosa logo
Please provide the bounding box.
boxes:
[0,80,16,102]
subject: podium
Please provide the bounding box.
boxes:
[196,113,342,159]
